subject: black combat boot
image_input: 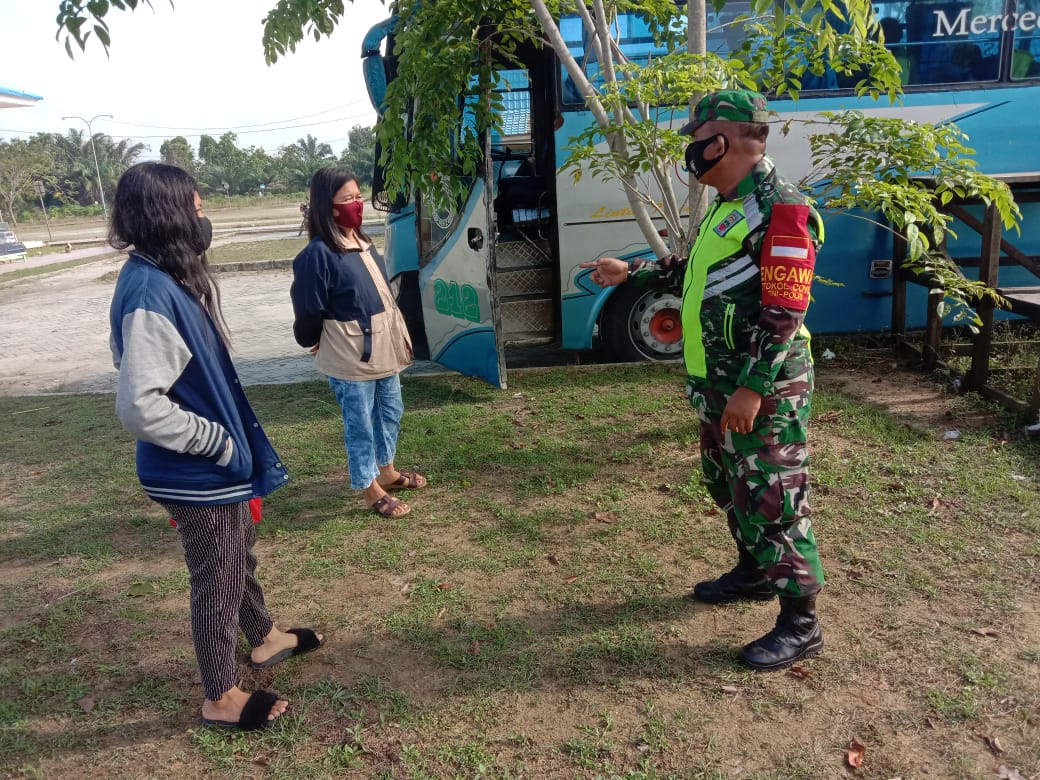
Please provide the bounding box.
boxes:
[740,595,824,671]
[690,546,775,604]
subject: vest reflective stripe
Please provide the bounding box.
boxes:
[723,303,736,350]
[682,201,750,377]
[705,254,757,298]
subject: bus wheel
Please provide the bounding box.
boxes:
[602,284,684,362]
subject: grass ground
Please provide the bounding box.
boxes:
[207,234,386,266]
[1,358,1037,779]
[12,195,309,245]
[1,254,125,284]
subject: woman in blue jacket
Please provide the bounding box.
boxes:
[291,167,426,518]
[109,163,322,731]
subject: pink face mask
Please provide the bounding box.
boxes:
[333,200,363,230]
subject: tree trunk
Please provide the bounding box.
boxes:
[1,196,17,226]
[686,0,710,243]
[530,0,670,259]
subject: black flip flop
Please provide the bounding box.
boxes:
[202,689,282,731]
[250,627,324,670]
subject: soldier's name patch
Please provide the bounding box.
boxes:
[713,211,745,236]
[761,235,814,310]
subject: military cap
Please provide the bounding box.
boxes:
[678,89,770,135]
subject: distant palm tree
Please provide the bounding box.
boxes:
[45,129,144,206]
[46,130,95,205]
[281,134,335,189]
[95,136,146,201]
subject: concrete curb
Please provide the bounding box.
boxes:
[212,258,293,273]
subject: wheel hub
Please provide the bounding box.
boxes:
[648,308,681,344]
[633,296,683,354]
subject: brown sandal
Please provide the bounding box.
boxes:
[380,469,427,491]
[370,494,410,518]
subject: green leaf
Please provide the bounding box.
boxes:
[126,581,156,598]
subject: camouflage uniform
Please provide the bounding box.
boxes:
[633,157,826,599]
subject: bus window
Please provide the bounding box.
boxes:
[559,15,589,106]
[708,2,753,57]
[903,0,1003,84]
[878,16,914,84]
[420,70,532,254]
[417,87,480,263]
[559,11,679,106]
[1011,0,1040,78]
[722,0,842,92]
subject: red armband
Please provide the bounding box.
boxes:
[759,203,816,312]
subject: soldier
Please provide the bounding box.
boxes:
[582,89,826,671]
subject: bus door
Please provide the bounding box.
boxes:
[416,131,508,388]
[488,62,559,353]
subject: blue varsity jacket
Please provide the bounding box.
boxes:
[109,253,290,506]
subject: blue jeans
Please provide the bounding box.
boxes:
[328,374,404,490]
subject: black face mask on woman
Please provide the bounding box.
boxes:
[197,215,213,253]
[685,133,730,179]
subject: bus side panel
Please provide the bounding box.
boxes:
[807,209,896,333]
[557,215,659,350]
[552,90,1040,346]
[559,247,657,350]
[560,269,611,351]
[906,88,1040,325]
[554,113,672,349]
[772,88,1040,331]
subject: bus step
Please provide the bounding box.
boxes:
[496,265,554,298]
[501,296,554,336]
[504,333,555,348]
[496,238,552,268]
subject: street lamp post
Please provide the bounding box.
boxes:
[61,113,113,219]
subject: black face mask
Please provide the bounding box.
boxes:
[685,134,729,179]
[197,215,213,253]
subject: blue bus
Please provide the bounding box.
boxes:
[362,0,1040,388]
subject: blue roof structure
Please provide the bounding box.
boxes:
[500,90,530,137]
[0,86,43,109]
[495,69,531,140]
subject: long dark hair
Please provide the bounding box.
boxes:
[307,166,370,252]
[109,162,230,345]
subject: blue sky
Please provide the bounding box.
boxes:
[0,0,388,157]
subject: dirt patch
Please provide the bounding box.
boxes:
[818,352,1005,435]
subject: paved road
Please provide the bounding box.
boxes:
[0,255,329,395]
[0,222,404,395]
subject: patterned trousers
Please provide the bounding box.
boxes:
[160,501,274,700]
[689,370,825,598]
